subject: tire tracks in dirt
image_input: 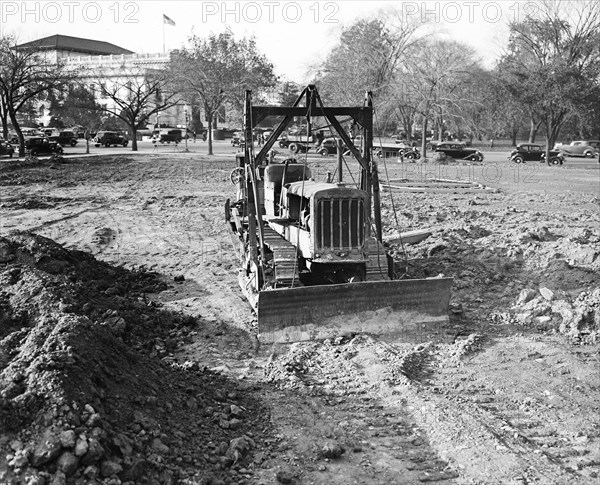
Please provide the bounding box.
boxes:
[383,335,600,484]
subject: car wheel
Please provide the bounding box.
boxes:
[279,141,287,148]
[229,167,245,185]
[469,155,478,161]
[513,156,524,164]
[104,142,110,147]
[318,148,329,157]
[57,147,64,154]
[584,150,594,158]
[123,141,128,147]
[288,143,299,154]
[550,157,561,165]
[426,144,433,151]
[70,140,77,147]
[30,149,38,156]
[405,153,416,160]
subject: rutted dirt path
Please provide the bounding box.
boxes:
[1,153,598,484]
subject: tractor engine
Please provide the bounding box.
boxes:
[263,164,381,284]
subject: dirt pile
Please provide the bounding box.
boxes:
[506,287,600,342]
[384,197,600,341]
[0,233,270,485]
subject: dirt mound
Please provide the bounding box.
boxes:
[0,233,270,484]
[507,287,600,342]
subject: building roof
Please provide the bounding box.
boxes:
[16,34,133,56]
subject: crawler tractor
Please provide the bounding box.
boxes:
[226,85,452,343]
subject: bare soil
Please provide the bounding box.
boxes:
[0,153,598,485]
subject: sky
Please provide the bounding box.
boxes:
[0,0,526,81]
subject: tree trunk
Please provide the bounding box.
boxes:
[420,117,428,159]
[548,113,566,152]
[0,98,8,140]
[528,118,541,143]
[547,130,559,151]
[84,129,90,154]
[511,128,518,147]
[207,113,213,156]
[401,113,413,140]
[545,121,551,165]
[131,126,138,151]
[8,108,25,157]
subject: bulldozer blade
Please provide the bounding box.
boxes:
[256,277,453,343]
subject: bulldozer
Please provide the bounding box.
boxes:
[225,85,452,343]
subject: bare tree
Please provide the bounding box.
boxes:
[49,85,103,154]
[94,69,180,151]
[0,91,10,139]
[500,0,600,161]
[316,9,425,133]
[0,35,72,156]
[401,40,479,157]
[480,73,527,146]
[170,30,277,155]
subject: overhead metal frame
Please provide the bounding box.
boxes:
[242,84,383,283]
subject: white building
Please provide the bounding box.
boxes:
[15,34,285,134]
[15,34,186,130]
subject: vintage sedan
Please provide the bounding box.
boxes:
[554,140,599,158]
[93,131,129,147]
[8,127,41,144]
[317,137,345,156]
[152,128,182,144]
[49,130,79,147]
[509,144,565,165]
[0,140,15,158]
[24,136,63,156]
[435,142,483,161]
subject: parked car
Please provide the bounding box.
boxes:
[231,132,243,146]
[318,136,378,156]
[278,136,290,149]
[9,128,42,144]
[0,140,15,158]
[317,137,346,156]
[426,140,441,151]
[152,129,182,144]
[49,130,78,147]
[23,136,63,156]
[397,146,421,160]
[554,140,599,158]
[427,139,470,151]
[394,137,418,147]
[352,134,377,148]
[93,131,129,147]
[435,142,483,161]
[509,144,565,165]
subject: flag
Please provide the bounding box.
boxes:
[163,14,175,26]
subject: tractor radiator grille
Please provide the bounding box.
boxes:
[316,199,364,249]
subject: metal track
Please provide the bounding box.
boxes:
[261,225,303,287]
[364,237,390,281]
